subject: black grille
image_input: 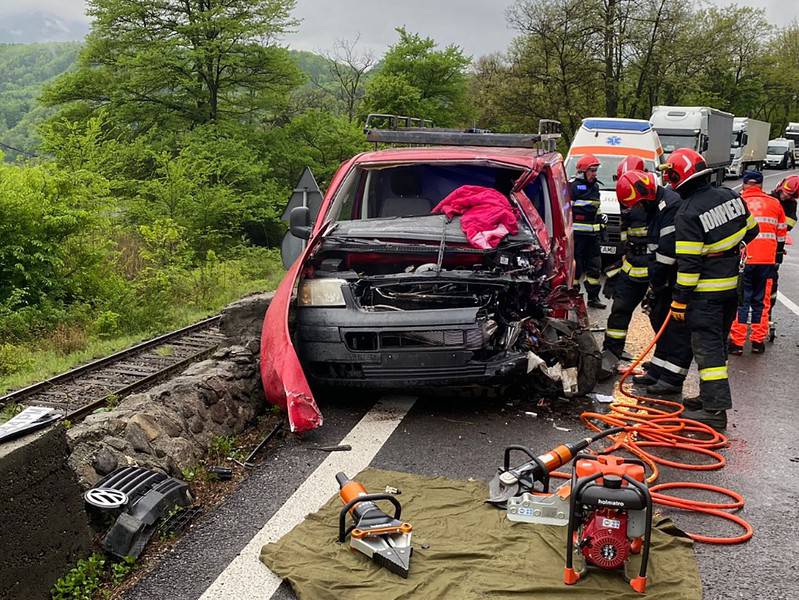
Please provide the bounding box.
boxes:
[605,214,622,244]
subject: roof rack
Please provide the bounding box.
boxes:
[363,113,562,152]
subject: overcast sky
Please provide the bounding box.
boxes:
[3,0,798,56]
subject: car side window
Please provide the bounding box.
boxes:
[524,174,553,237]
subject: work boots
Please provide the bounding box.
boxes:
[632,372,658,386]
[680,395,703,411]
[682,408,727,431]
[751,341,766,354]
[728,341,743,356]
[646,380,683,396]
[588,297,607,309]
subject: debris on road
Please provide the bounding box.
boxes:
[589,393,615,404]
[311,444,352,452]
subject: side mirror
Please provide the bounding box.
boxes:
[289,206,312,240]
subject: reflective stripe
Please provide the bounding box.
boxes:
[656,252,676,265]
[659,225,676,237]
[628,227,648,236]
[574,223,601,232]
[756,232,777,240]
[746,214,757,230]
[755,216,779,225]
[620,231,628,242]
[676,272,700,286]
[787,216,797,228]
[585,276,601,285]
[605,266,622,278]
[622,259,648,278]
[699,366,728,381]
[702,226,746,254]
[574,199,600,207]
[676,241,703,255]
[606,329,627,340]
[695,276,738,292]
[651,356,689,376]
[647,243,659,252]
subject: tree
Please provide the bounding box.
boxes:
[364,28,471,126]
[42,0,302,133]
[320,37,375,122]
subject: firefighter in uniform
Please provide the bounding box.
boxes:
[661,149,759,430]
[765,175,799,339]
[728,171,786,354]
[600,158,659,377]
[625,173,692,395]
[570,154,606,309]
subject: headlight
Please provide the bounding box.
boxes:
[298,278,347,307]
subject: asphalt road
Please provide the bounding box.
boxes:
[125,168,799,600]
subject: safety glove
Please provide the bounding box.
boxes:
[670,300,687,321]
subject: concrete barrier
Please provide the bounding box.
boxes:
[0,425,93,600]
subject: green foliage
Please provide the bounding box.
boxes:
[51,553,135,600]
[364,28,471,126]
[209,434,241,462]
[0,402,23,425]
[0,343,32,376]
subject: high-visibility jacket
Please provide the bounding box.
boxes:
[741,186,786,265]
[673,184,759,304]
[570,176,602,236]
[648,186,682,292]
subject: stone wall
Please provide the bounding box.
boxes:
[219,291,273,352]
[67,346,264,488]
[0,426,93,600]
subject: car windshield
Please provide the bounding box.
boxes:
[564,155,658,191]
[326,163,525,222]
[768,145,787,154]
[658,135,696,157]
[730,131,743,148]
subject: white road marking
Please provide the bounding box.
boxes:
[199,395,417,600]
[777,291,799,317]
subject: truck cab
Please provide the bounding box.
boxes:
[564,118,664,265]
[726,117,770,178]
[766,138,796,169]
[784,123,799,161]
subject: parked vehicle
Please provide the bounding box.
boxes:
[766,137,797,169]
[784,123,799,161]
[726,117,770,178]
[564,118,664,265]
[650,106,734,185]
[262,116,601,432]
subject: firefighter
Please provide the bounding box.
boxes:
[599,159,659,378]
[570,154,606,309]
[765,175,799,338]
[660,149,759,430]
[728,171,786,354]
[627,172,692,395]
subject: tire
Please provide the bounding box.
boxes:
[534,320,601,398]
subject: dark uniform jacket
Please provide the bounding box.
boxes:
[770,191,796,263]
[570,176,602,236]
[618,202,658,280]
[649,186,682,292]
[673,183,759,304]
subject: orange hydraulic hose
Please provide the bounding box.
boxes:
[579,312,753,545]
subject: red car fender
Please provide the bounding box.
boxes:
[260,158,360,433]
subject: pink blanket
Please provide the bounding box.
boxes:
[433,185,519,249]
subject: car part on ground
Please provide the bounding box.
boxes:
[83,466,193,558]
[337,472,413,578]
[564,454,652,594]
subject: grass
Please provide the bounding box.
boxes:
[0,251,284,396]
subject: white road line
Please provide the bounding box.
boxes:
[199,395,417,600]
[778,291,799,317]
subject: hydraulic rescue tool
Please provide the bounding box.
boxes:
[336,472,413,578]
[564,453,652,594]
[487,427,625,507]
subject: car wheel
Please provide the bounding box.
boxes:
[535,319,601,398]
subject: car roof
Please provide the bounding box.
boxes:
[352,146,558,170]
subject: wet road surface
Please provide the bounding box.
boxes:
[125,169,799,600]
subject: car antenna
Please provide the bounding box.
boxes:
[435,216,449,272]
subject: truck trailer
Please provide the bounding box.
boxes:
[726,117,770,178]
[650,106,734,186]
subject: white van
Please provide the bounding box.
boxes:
[565,118,664,264]
[765,138,796,169]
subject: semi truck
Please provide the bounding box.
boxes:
[783,123,799,161]
[726,117,770,178]
[650,106,734,186]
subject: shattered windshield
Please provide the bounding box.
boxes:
[327,163,524,222]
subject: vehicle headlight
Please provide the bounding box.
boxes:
[298,278,347,307]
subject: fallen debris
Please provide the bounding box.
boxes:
[0,406,60,443]
[243,422,283,465]
[589,393,615,404]
[311,444,352,452]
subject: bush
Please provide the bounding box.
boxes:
[0,343,31,376]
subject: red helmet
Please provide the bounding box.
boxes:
[576,154,601,173]
[616,170,657,208]
[658,148,710,189]
[776,175,799,200]
[616,156,645,179]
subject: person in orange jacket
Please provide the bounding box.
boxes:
[729,171,787,354]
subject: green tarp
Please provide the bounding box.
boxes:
[261,469,701,599]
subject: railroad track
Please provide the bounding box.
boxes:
[0,316,226,422]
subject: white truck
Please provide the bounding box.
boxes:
[765,138,796,169]
[650,106,734,186]
[783,123,799,162]
[726,117,770,178]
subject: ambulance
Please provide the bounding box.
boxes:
[565,118,664,265]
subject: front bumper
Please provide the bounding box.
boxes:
[295,306,527,388]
